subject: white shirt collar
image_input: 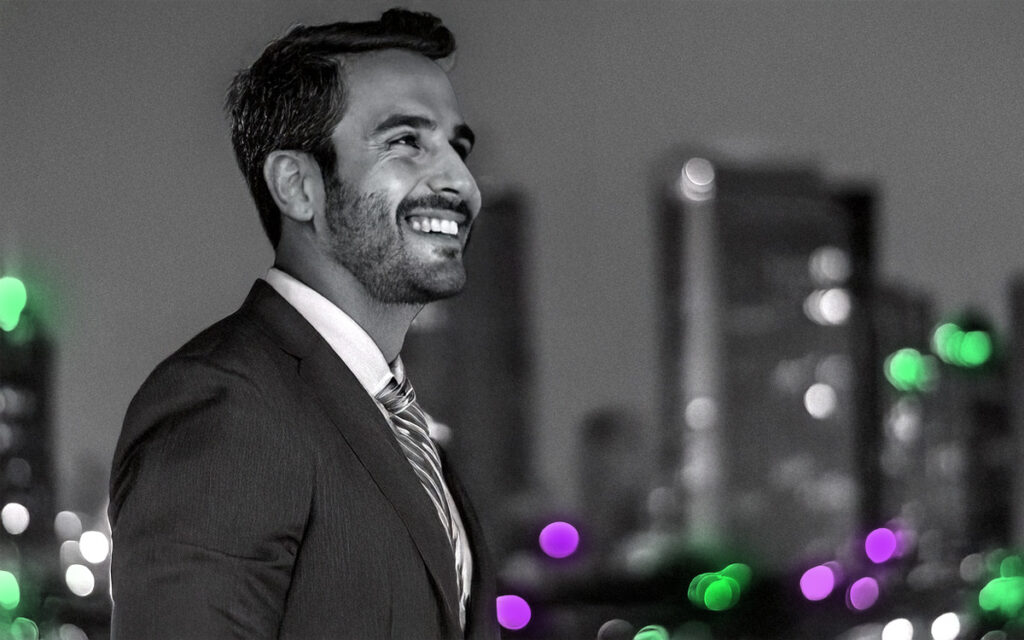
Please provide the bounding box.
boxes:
[263,268,397,396]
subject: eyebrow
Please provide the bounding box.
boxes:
[371,114,475,150]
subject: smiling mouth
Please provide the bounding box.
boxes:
[405,215,462,238]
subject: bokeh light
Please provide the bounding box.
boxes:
[65,564,95,597]
[932,322,993,368]
[634,625,669,640]
[803,383,837,419]
[680,158,716,201]
[819,288,852,325]
[1,503,29,535]
[79,531,109,564]
[979,576,1024,617]
[930,612,960,640]
[0,277,28,332]
[847,577,880,611]
[881,618,914,640]
[959,330,992,367]
[59,540,82,567]
[57,624,88,640]
[1000,554,1023,578]
[960,552,986,582]
[9,618,37,638]
[496,595,531,630]
[809,246,851,285]
[0,571,20,609]
[865,527,899,563]
[703,576,739,611]
[720,563,752,591]
[688,565,749,611]
[800,565,836,601]
[885,348,936,392]
[9,618,38,640]
[538,521,579,559]
[54,511,83,541]
[684,397,718,431]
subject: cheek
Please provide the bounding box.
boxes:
[372,161,422,196]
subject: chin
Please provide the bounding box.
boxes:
[414,273,467,303]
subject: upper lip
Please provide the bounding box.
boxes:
[403,208,469,226]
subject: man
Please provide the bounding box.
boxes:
[108,9,498,639]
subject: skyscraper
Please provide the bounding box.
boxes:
[654,152,877,571]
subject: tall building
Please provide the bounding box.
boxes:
[915,311,1013,553]
[654,151,878,572]
[0,297,56,544]
[401,190,533,558]
[0,277,61,632]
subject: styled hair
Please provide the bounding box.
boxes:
[225,9,456,247]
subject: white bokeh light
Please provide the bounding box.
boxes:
[79,531,110,564]
[819,288,852,325]
[882,618,914,640]
[684,397,718,431]
[679,158,716,201]
[65,564,95,597]
[54,511,83,541]
[931,612,961,640]
[58,623,89,640]
[1,503,29,535]
[809,246,851,285]
[804,383,837,420]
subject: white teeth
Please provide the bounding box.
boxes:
[408,216,459,236]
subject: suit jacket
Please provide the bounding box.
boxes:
[109,280,500,640]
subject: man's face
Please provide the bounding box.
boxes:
[321,49,481,305]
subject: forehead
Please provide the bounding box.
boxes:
[338,49,464,129]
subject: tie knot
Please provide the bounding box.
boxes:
[377,375,417,414]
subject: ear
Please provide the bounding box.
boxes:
[263,150,322,223]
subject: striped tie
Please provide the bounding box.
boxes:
[376,369,467,627]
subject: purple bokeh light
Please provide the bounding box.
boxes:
[799,565,835,601]
[539,521,579,559]
[496,595,532,630]
[847,577,879,611]
[865,527,898,563]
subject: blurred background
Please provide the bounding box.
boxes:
[2,1,1024,639]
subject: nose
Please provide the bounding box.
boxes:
[426,146,480,213]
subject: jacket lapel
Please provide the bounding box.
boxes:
[242,280,462,631]
[441,449,500,640]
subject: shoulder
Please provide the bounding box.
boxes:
[110,306,313,519]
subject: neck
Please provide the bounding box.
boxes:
[273,253,420,364]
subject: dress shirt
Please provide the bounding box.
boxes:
[263,267,472,629]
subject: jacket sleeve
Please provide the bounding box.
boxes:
[109,357,313,640]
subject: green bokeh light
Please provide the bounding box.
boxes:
[960,331,993,367]
[884,348,936,392]
[1002,555,1024,579]
[720,563,752,591]
[703,576,739,611]
[0,277,28,332]
[932,322,993,368]
[10,618,38,640]
[980,576,1024,618]
[0,571,20,610]
[687,563,750,611]
[633,625,669,640]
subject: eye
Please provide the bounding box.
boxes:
[389,133,421,150]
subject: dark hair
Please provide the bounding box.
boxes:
[225,8,456,247]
